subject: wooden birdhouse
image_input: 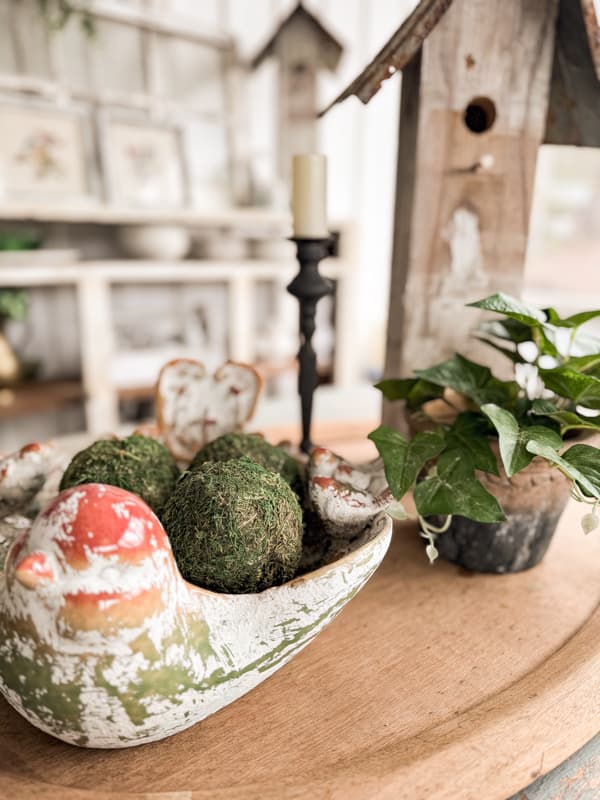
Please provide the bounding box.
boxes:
[252,2,343,185]
[320,0,600,427]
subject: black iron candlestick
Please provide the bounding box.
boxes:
[288,236,334,454]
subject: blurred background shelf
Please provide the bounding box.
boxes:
[0,379,84,420]
[0,204,290,231]
[0,238,359,446]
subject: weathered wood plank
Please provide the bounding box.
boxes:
[581,0,600,79]
[383,0,558,428]
[382,53,421,430]
[544,0,600,147]
[319,0,453,114]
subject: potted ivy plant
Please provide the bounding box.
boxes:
[369,293,600,573]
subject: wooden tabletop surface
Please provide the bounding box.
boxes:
[0,495,598,799]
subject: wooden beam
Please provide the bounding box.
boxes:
[545,0,600,146]
[383,0,559,429]
[382,53,421,430]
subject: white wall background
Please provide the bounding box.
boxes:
[148,0,419,376]
[226,0,420,377]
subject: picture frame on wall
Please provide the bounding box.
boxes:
[100,113,187,208]
[0,101,98,204]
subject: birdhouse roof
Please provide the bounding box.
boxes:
[251,2,344,71]
[319,0,600,118]
[582,0,600,80]
[319,0,453,116]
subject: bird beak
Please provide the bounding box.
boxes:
[14,551,55,589]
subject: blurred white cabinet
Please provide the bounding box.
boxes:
[0,225,359,435]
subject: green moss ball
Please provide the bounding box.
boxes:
[189,432,304,498]
[59,434,179,514]
[162,458,303,593]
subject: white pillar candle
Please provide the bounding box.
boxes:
[291,153,328,238]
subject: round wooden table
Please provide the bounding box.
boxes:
[1,501,598,799]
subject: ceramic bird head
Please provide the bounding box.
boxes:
[308,447,393,537]
[4,483,180,637]
[0,441,64,518]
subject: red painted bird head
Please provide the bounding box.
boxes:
[5,484,180,635]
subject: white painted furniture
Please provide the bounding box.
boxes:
[0,232,359,435]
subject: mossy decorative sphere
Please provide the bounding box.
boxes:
[162,458,303,593]
[59,434,179,514]
[189,432,303,497]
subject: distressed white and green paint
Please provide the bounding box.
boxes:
[0,484,391,749]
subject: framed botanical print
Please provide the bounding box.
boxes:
[0,103,96,203]
[101,115,187,208]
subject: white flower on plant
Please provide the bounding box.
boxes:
[514,363,549,400]
[576,405,600,418]
[538,355,559,369]
[546,326,573,359]
[517,341,539,363]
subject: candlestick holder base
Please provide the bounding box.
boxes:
[288,236,334,454]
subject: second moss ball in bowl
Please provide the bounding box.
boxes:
[162,458,303,594]
[189,432,304,498]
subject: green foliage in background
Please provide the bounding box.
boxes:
[0,290,27,322]
[0,230,42,251]
[35,0,95,36]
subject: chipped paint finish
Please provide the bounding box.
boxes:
[509,732,600,800]
[308,448,392,537]
[0,483,391,748]
[0,442,64,517]
[0,515,31,571]
[155,359,263,462]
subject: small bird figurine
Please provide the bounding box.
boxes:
[0,441,63,518]
[0,483,391,748]
[308,447,393,538]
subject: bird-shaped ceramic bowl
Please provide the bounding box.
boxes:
[0,482,391,749]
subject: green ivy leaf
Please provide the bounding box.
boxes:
[547,308,600,328]
[368,425,445,501]
[534,325,561,359]
[529,399,558,416]
[374,378,443,409]
[405,380,445,410]
[526,441,600,499]
[562,445,600,497]
[481,404,562,477]
[475,335,520,363]
[564,353,600,374]
[445,412,499,475]
[415,354,518,407]
[478,319,534,344]
[468,293,546,326]
[413,450,505,523]
[535,410,600,435]
[540,367,600,409]
[374,378,415,401]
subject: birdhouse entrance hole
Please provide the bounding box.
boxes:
[463,97,496,134]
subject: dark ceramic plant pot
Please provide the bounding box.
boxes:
[434,452,572,574]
